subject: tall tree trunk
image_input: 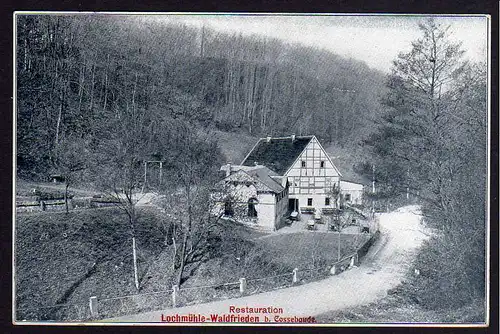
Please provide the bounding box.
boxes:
[200,25,205,57]
[132,236,139,290]
[89,62,95,111]
[54,80,66,160]
[103,54,109,111]
[176,231,188,286]
[132,72,138,114]
[23,31,28,71]
[78,58,86,113]
[176,189,192,287]
[171,224,177,272]
[64,180,69,214]
[127,198,140,291]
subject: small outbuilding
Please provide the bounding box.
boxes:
[213,165,289,231]
[340,180,364,205]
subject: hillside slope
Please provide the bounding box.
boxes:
[107,206,431,323]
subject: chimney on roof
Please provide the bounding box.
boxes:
[291,134,296,142]
[225,163,232,177]
[266,136,271,142]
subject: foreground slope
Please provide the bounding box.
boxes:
[106,205,429,323]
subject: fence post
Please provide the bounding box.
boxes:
[330,265,336,275]
[349,255,355,268]
[239,278,246,294]
[292,268,298,284]
[89,296,98,318]
[172,285,179,307]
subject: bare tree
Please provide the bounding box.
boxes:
[326,182,341,209]
[53,135,89,213]
[364,18,487,309]
[92,100,151,291]
[155,125,225,287]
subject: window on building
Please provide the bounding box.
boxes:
[248,198,258,217]
[345,194,351,202]
[320,161,325,168]
[325,197,330,206]
[301,160,306,168]
[224,200,234,216]
[307,198,313,206]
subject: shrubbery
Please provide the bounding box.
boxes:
[33,188,74,200]
[409,229,485,312]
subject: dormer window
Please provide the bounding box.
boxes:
[301,161,306,168]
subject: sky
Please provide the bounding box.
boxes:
[149,14,489,73]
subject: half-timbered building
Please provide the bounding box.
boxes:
[241,135,342,214]
[217,135,364,229]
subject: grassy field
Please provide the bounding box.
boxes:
[15,206,368,321]
[255,233,369,271]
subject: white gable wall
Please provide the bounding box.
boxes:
[285,136,341,212]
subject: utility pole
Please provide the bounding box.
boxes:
[337,228,341,261]
[372,164,375,215]
[372,164,376,193]
[406,167,410,201]
[142,161,147,193]
[159,161,163,185]
[200,25,205,57]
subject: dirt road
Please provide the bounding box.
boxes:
[105,205,429,323]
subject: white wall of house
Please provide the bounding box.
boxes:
[256,193,276,229]
[212,182,258,216]
[214,170,288,230]
[340,180,364,205]
[285,136,341,212]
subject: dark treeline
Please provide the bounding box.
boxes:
[361,19,487,317]
[16,14,386,180]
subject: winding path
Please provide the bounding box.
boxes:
[105,205,429,323]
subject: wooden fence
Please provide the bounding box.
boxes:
[17,230,381,322]
[16,197,121,213]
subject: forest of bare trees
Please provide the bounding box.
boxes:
[16,14,387,181]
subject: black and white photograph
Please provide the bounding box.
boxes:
[13,12,490,326]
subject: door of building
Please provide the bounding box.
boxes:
[288,198,299,212]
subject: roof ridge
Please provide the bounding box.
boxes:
[235,169,273,192]
[257,135,314,140]
[246,169,283,193]
[241,136,314,175]
[240,138,263,165]
[264,173,285,188]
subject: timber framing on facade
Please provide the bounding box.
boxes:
[215,135,364,230]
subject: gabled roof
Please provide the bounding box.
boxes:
[244,166,284,193]
[241,136,313,175]
[219,166,284,194]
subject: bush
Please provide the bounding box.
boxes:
[409,230,485,311]
[34,189,74,200]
